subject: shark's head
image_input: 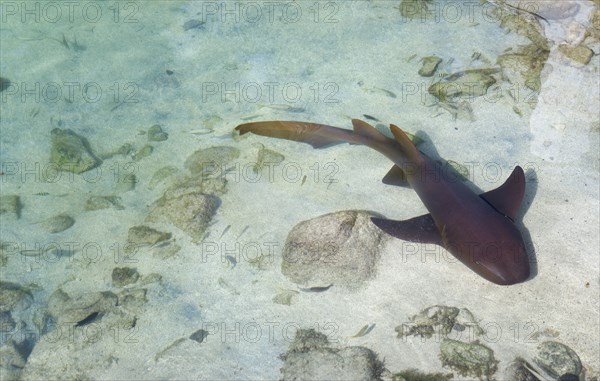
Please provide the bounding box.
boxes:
[470,234,530,285]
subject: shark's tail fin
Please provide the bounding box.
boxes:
[235,119,392,148]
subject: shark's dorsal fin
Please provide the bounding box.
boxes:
[351,119,388,143]
[371,214,442,245]
[382,165,411,188]
[389,124,421,162]
[480,166,525,220]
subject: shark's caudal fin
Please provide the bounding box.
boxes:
[235,119,393,148]
[235,119,422,187]
[235,121,348,148]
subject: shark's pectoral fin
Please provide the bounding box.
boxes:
[382,165,411,188]
[480,166,525,220]
[371,213,442,245]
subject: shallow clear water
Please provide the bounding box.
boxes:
[1,1,598,380]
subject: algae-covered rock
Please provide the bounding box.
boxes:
[439,339,498,380]
[396,305,459,338]
[280,329,384,381]
[0,339,28,380]
[40,214,75,233]
[418,56,442,77]
[132,144,153,161]
[85,195,124,211]
[111,267,140,287]
[145,175,226,242]
[392,369,453,381]
[146,191,219,242]
[184,146,240,175]
[533,341,582,379]
[148,166,179,189]
[429,69,498,101]
[397,305,484,341]
[0,77,11,92]
[253,145,285,173]
[115,173,136,194]
[22,288,137,380]
[0,282,33,313]
[127,225,171,246]
[0,195,21,218]
[147,124,169,141]
[558,44,594,65]
[272,290,298,306]
[47,288,118,325]
[497,44,549,92]
[50,128,100,173]
[117,287,147,311]
[399,0,433,20]
[281,210,383,290]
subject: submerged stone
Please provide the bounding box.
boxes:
[392,369,453,381]
[184,146,240,175]
[146,190,220,242]
[0,195,21,218]
[111,267,140,287]
[439,339,498,380]
[533,341,582,379]
[47,288,118,325]
[132,144,153,161]
[147,125,169,142]
[497,44,549,92]
[0,281,33,313]
[281,210,384,290]
[85,195,124,211]
[418,56,442,77]
[429,69,498,101]
[558,44,594,65]
[40,214,75,233]
[148,166,179,189]
[280,329,384,381]
[50,128,100,173]
[127,225,171,246]
[253,145,285,173]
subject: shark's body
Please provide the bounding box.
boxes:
[235,119,530,285]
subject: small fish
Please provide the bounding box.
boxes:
[225,255,237,269]
[75,312,101,327]
[189,127,214,135]
[362,114,379,122]
[237,225,249,239]
[219,225,231,239]
[350,324,375,338]
[298,284,333,293]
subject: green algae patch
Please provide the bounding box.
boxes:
[439,339,498,380]
[497,44,549,92]
[50,128,100,173]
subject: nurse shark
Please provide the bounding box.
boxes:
[235,119,530,285]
